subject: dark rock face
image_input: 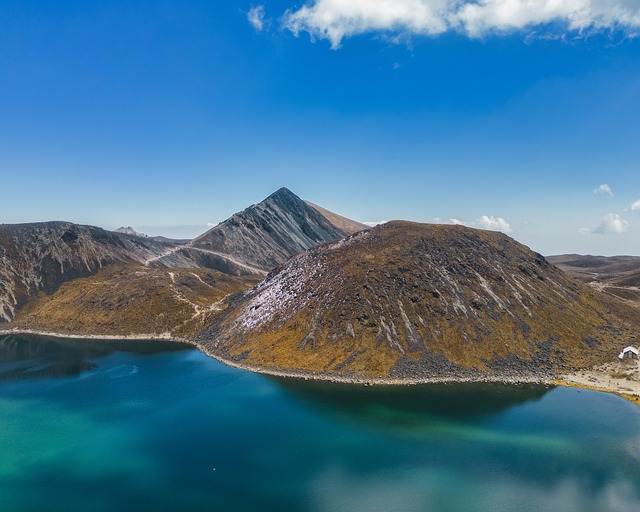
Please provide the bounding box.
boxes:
[156,188,350,275]
[0,222,196,321]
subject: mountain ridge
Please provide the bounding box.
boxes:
[152,187,352,275]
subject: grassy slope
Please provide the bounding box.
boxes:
[9,262,260,337]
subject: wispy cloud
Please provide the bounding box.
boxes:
[629,199,640,211]
[247,5,266,32]
[282,1,640,48]
[363,220,388,227]
[581,213,630,235]
[593,183,613,197]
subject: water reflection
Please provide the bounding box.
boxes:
[0,334,190,380]
[273,377,552,428]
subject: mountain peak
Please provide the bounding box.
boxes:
[262,187,304,209]
[266,187,296,200]
[186,187,349,274]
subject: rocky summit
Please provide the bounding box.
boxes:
[198,221,640,381]
[153,187,351,276]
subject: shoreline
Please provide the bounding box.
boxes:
[1,326,638,405]
[195,343,551,387]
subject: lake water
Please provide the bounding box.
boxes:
[1,334,639,512]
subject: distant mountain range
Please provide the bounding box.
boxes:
[114,226,148,238]
[1,188,639,383]
[548,254,640,303]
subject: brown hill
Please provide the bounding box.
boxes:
[0,188,360,333]
[197,221,640,382]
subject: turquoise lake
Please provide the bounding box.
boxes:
[1,334,639,512]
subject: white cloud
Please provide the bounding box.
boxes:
[589,213,629,234]
[629,199,640,211]
[248,5,266,32]
[445,215,512,233]
[593,183,614,197]
[282,1,640,48]
[363,220,388,227]
[475,214,513,233]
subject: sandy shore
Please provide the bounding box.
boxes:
[1,326,639,405]
[558,359,640,405]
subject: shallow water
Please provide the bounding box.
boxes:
[1,334,639,511]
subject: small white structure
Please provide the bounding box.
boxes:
[618,346,639,360]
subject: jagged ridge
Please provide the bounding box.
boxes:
[190,188,348,272]
[155,188,351,276]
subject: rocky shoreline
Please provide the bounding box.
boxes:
[1,326,638,405]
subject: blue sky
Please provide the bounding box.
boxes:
[1,0,640,255]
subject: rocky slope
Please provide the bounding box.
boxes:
[0,222,197,322]
[197,221,640,381]
[304,201,368,234]
[150,188,351,275]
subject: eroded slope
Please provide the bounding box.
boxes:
[198,222,640,381]
[9,263,260,337]
[0,222,199,322]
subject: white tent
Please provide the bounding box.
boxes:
[618,346,639,359]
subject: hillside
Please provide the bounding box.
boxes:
[150,188,351,275]
[9,263,259,337]
[548,254,640,304]
[0,222,198,322]
[197,221,640,381]
[305,201,368,234]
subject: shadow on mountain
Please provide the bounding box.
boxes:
[272,377,552,429]
[0,334,191,381]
